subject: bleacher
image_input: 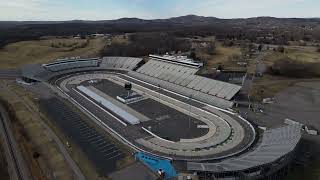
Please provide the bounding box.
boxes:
[187,124,301,173]
[101,57,143,70]
[43,58,100,72]
[129,71,234,109]
[129,58,242,108]
[42,56,142,73]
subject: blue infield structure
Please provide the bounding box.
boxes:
[136,152,177,179]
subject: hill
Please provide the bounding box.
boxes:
[1,15,320,48]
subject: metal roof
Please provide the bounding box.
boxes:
[187,125,301,173]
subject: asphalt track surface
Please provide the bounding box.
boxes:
[56,72,256,161]
[92,79,208,141]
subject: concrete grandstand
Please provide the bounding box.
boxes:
[20,55,301,179]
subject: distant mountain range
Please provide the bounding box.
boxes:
[1,15,320,48]
[1,15,320,29]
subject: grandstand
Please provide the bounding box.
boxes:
[43,58,100,72]
[100,57,143,70]
[187,124,301,178]
[128,55,242,108]
[22,57,143,81]
[149,54,203,67]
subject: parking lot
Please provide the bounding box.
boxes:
[40,98,125,175]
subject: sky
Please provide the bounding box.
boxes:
[0,0,319,21]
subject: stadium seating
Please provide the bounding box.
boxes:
[43,58,100,72]
[130,58,242,108]
[136,59,241,101]
[101,57,142,70]
[187,124,301,173]
[128,71,234,109]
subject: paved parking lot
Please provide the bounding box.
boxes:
[40,98,125,175]
[238,81,320,129]
[110,162,157,180]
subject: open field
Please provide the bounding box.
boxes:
[0,37,106,69]
[249,75,299,101]
[110,35,129,44]
[197,42,242,71]
[263,46,320,65]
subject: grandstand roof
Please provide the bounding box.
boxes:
[149,54,203,68]
[187,124,301,172]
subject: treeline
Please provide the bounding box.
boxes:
[100,32,191,57]
[1,18,320,48]
[268,57,320,78]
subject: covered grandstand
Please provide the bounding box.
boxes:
[21,56,143,82]
[128,55,242,109]
[43,58,100,72]
[187,124,301,178]
[101,57,143,70]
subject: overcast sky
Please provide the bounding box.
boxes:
[0,0,319,21]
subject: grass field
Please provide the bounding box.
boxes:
[263,46,320,65]
[202,42,242,68]
[249,75,297,101]
[111,35,129,44]
[0,37,106,69]
[195,42,242,75]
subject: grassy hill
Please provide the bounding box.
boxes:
[0,37,106,68]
